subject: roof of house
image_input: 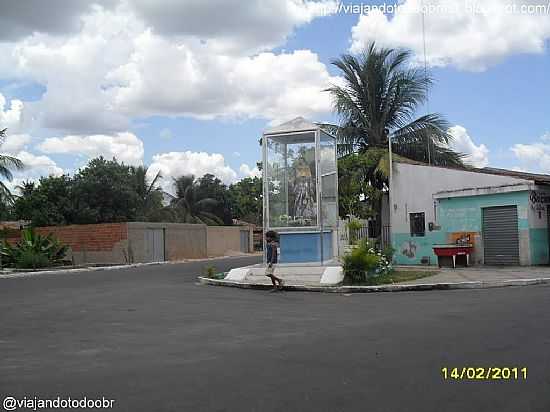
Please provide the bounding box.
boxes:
[394,158,550,185]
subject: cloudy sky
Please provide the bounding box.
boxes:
[1,0,549,192]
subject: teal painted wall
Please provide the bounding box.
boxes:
[438,191,529,232]
[393,191,530,265]
[529,228,549,265]
[393,232,446,265]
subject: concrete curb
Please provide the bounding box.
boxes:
[198,276,550,293]
[0,254,259,279]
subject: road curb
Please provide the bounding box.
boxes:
[0,254,259,279]
[198,276,550,293]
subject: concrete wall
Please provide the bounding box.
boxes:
[389,163,533,266]
[35,222,252,265]
[128,222,208,262]
[206,226,252,257]
[528,188,550,265]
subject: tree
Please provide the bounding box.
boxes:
[326,43,464,228]
[228,176,262,225]
[326,43,463,167]
[0,128,24,213]
[170,175,223,225]
[195,174,232,224]
[71,157,139,224]
[130,165,163,221]
[14,176,74,226]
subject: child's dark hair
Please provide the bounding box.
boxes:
[265,230,279,241]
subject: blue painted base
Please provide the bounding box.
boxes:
[278,231,333,263]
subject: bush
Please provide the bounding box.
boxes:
[346,218,363,245]
[15,250,51,269]
[1,228,68,269]
[204,265,217,279]
[342,239,393,284]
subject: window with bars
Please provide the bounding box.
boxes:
[410,212,425,237]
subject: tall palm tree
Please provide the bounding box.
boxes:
[326,43,463,235]
[170,175,222,225]
[130,165,163,220]
[0,128,24,203]
[326,42,464,168]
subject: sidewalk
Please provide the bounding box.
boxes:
[199,265,550,293]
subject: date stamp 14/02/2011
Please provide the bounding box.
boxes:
[441,367,527,381]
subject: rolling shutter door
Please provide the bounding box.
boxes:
[482,206,519,265]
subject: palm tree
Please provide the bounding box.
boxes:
[326,43,463,236]
[170,175,222,225]
[0,128,24,204]
[326,42,464,168]
[130,165,163,220]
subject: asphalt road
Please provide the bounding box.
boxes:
[1,256,549,412]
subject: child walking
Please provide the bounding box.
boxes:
[265,230,284,291]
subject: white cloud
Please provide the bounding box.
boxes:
[0,1,116,41]
[448,125,489,168]
[511,138,550,172]
[0,93,24,132]
[1,4,336,135]
[127,0,337,54]
[1,150,65,193]
[349,0,550,71]
[239,163,262,178]
[16,151,64,176]
[38,132,144,166]
[148,151,239,192]
[1,133,31,154]
[108,31,337,124]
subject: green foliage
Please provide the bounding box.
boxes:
[329,43,464,230]
[0,128,24,216]
[204,265,217,279]
[227,177,262,225]
[382,245,396,262]
[346,218,363,245]
[342,239,393,284]
[6,154,257,228]
[169,175,224,225]
[2,228,69,269]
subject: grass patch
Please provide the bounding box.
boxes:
[347,270,439,286]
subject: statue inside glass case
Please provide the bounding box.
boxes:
[289,156,316,225]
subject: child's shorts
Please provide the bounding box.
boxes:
[265,265,275,276]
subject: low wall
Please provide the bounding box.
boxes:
[207,226,252,257]
[128,222,207,262]
[29,222,251,265]
[36,223,129,264]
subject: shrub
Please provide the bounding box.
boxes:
[1,228,68,269]
[15,250,51,269]
[346,218,363,245]
[342,239,393,284]
[204,265,217,279]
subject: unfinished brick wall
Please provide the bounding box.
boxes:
[35,223,128,251]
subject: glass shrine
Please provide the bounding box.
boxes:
[262,117,338,263]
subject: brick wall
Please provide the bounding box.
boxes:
[36,223,128,252]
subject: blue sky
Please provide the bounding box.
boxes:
[0,0,549,193]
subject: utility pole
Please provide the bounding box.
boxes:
[385,128,393,253]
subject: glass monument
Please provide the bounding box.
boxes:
[262,117,338,263]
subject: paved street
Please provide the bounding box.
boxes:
[1,257,549,412]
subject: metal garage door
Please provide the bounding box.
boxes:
[240,230,249,253]
[482,206,519,265]
[145,228,165,262]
